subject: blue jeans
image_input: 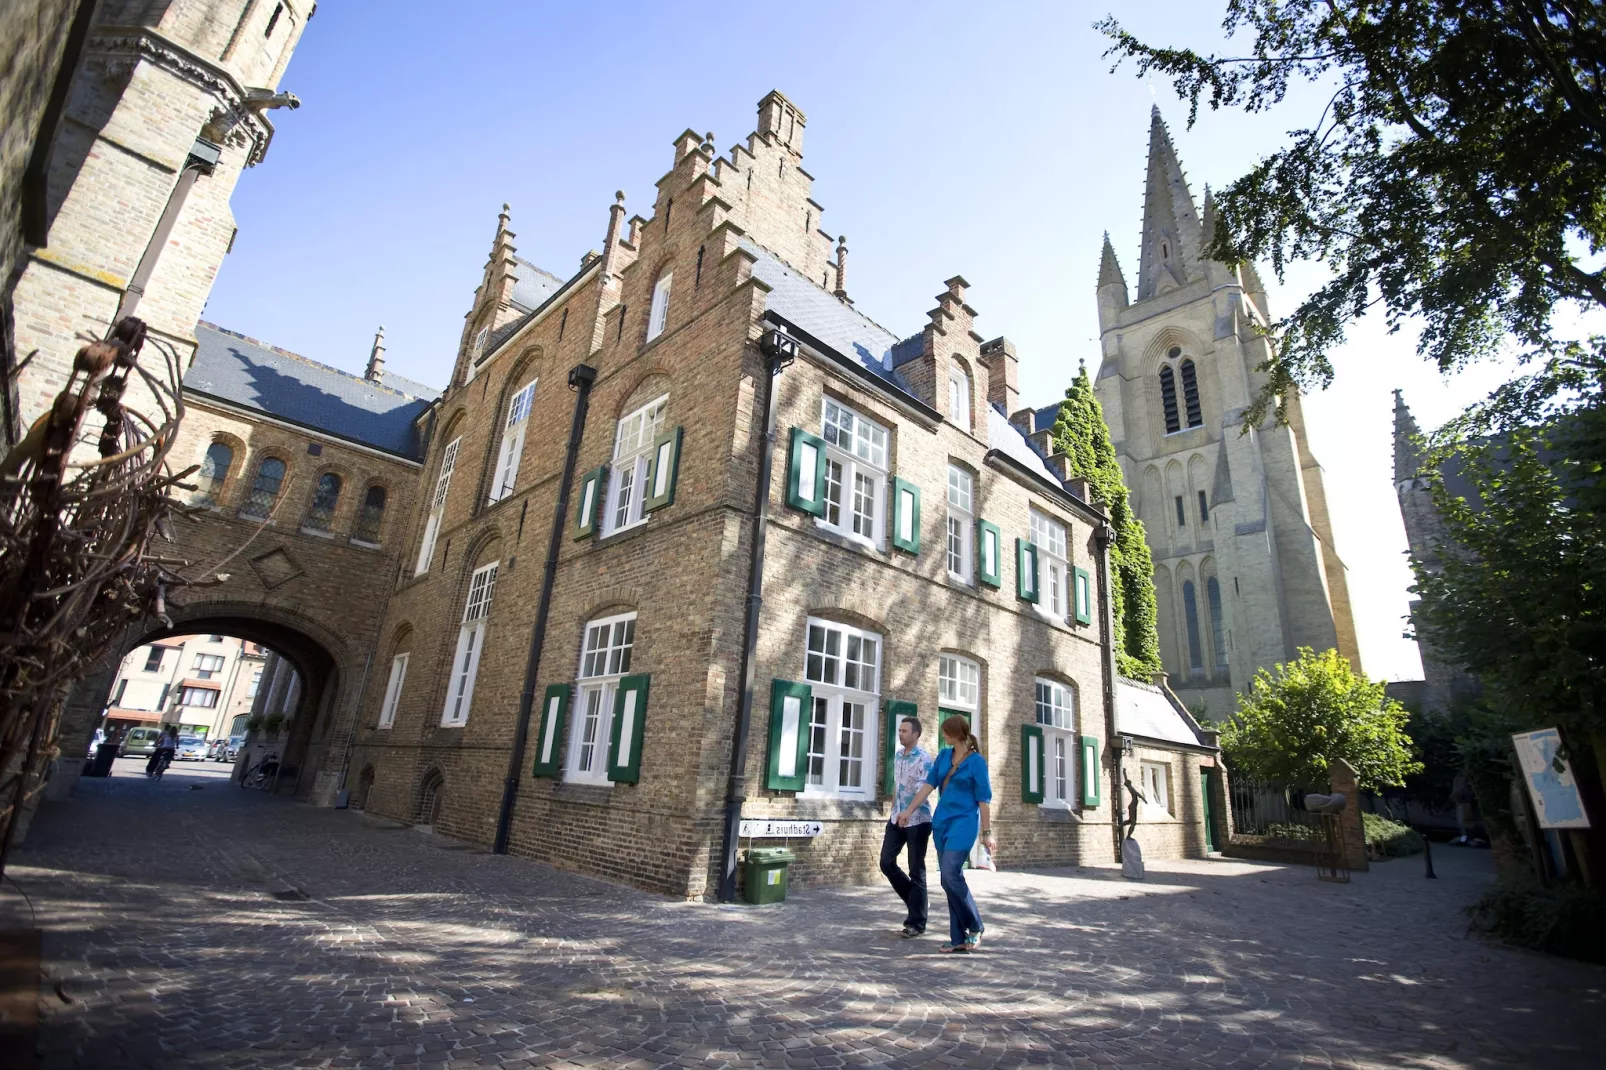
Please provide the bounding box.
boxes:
[880,821,930,930]
[938,850,983,946]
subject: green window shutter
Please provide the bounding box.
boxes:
[1080,735,1101,807]
[573,464,608,540]
[891,478,921,553]
[1020,724,1045,804]
[884,699,916,796]
[1016,539,1040,603]
[976,520,1002,587]
[643,426,683,511]
[765,679,813,791]
[785,428,827,515]
[1073,566,1093,625]
[530,683,569,778]
[606,673,650,783]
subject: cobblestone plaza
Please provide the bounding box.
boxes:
[6,761,1602,1069]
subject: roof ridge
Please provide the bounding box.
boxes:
[742,237,905,344]
[196,321,430,400]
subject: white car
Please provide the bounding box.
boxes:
[176,736,209,761]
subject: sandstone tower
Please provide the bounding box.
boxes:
[5,0,307,440]
[1092,108,1360,715]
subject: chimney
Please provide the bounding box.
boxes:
[979,336,1019,415]
[365,326,385,382]
[833,234,850,303]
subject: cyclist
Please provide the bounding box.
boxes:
[147,726,178,777]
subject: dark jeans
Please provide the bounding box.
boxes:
[938,849,983,946]
[879,821,930,931]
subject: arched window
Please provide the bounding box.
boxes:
[947,361,971,429]
[647,272,672,341]
[1207,576,1228,676]
[191,442,233,505]
[1159,365,1180,434]
[303,473,342,531]
[352,485,387,544]
[239,457,286,518]
[1180,358,1203,428]
[1182,579,1205,675]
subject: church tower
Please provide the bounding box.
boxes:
[6,0,308,439]
[1092,107,1360,715]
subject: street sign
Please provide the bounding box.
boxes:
[1512,728,1591,829]
[739,819,822,838]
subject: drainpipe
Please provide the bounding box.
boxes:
[716,327,797,902]
[493,362,597,854]
[112,138,222,326]
[1093,519,1123,862]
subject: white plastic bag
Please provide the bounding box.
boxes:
[972,843,997,871]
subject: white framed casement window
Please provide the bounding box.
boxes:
[1029,508,1070,622]
[191,654,225,680]
[603,395,668,535]
[1141,759,1172,815]
[415,437,461,575]
[1034,678,1078,808]
[566,611,637,784]
[947,361,971,429]
[377,653,409,729]
[647,273,672,342]
[802,618,880,800]
[938,653,980,715]
[466,326,489,381]
[946,465,974,583]
[488,380,536,504]
[818,398,888,549]
[440,561,498,727]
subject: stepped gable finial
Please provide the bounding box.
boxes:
[1393,389,1426,483]
[365,325,386,382]
[833,234,850,303]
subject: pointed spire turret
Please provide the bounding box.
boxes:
[1393,389,1426,483]
[1098,231,1127,289]
[366,325,386,382]
[1135,107,1205,302]
[1096,231,1130,332]
[1201,184,1217,250]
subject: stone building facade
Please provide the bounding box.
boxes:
[1086,108,1361,719]
[346,93,1222,898]
[6,0,307,442]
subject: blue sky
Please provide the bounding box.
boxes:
[205,0,1526,684]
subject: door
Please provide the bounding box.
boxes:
[1200,769,1216,852]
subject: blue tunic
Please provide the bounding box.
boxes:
[926,748,993,854]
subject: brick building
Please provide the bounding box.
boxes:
[101,633,265,740]
[345,93,1221,898]
[1087,108,1361,719]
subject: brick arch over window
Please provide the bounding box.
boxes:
[805,599,888,638]
[615,369,672,419]
[192,432,246,507]
[580,587,642,623]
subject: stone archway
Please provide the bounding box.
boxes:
[415,768,445,827]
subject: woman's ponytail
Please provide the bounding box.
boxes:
[940,713,981,755]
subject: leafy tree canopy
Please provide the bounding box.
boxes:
[1219,646,1422,790]
[1050,363,1163,678]
[1099,1,1606,427]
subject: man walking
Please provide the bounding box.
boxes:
[881,715,933,937]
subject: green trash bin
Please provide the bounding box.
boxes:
[742,847,795,904]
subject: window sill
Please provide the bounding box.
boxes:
[809,520,885,557]
[299,526,336,539]
[375,723,394,731]
[1036,804,1081,823]
[597,518,650,546]
[349,538,382,550]
[946,571,974,589]
[791,794,881,816]
[437,720,467,730]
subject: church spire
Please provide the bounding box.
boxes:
[1096,231,1129,332]
[1135,106,1204,302]
[1098,231,1127,290]
[1393,389,1426,483]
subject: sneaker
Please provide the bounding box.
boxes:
[900,924,925,939]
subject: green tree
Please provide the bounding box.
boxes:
[1220,647,1422,790]
[1098,2,1606,427]
[1049,363,1162,678]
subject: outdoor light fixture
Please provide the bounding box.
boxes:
[1121,734,1134,756]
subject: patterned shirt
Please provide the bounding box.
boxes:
[893,745,934,826]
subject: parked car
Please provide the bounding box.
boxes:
[119,727,164,758]
[206,739,228,761]
[176,736,208,761]
[225,735,245,762]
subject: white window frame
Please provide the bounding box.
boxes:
[415,437,461,575]
[946,465,974,584]
[566,611,637,785]
[947,362,971,428]
[1030,508,1070,623]
[488,380,536,504]
[802,618,880,800]
[1141,759,1172,815]
[938,654,980,714]
[377,653,409,729]
[440,561,498,727]
[647,273,672,342]
[1034,678,1078,809]
[603,395,668,536]
[191,654,225,680]
[817,399,888,550]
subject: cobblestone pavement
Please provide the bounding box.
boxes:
[4,759,1602,1069]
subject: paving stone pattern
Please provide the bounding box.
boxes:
[6,759,1602,1069]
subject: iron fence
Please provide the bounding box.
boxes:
[1228,776,1325,849]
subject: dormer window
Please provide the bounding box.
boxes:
[472,327,488,360]
[647,273,672,342]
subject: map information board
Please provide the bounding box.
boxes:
[1511,728,1591,829]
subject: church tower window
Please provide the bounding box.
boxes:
[1180,358,1203,427]
[1207,577,1228,676]
[1182,580,1205,676]
[1159,365,1180,434]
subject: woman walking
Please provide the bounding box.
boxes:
[897,714,993,952]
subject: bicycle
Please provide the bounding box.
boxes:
[240,753,280,790]
[146,750,173,780]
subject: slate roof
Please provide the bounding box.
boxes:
[1032,403,1062,433]
[1114,678,1208,747]
[510,257,563,314]
[742,240,1064,488]
[186,323,439,460]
